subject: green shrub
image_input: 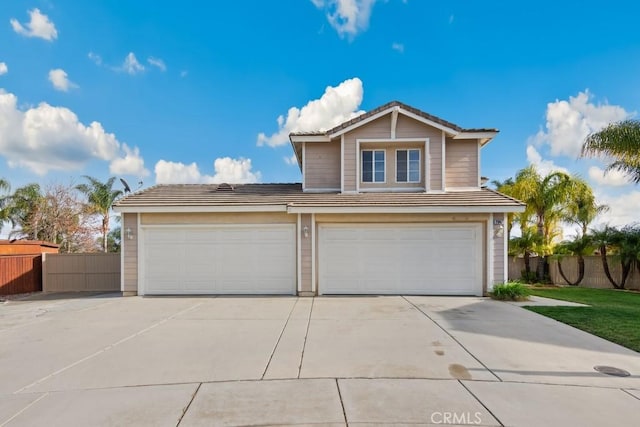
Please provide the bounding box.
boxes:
[491,281,530,301]
[520,270,538,284]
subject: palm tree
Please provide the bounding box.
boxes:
[509,165,574,279]
[509,227,542,282]
[491,178,517,238]
[4,183,45,240]
[554,235,593,286]
[582,120,640,184]
[564,177,609,237]
[590,226,633,289]
[0,178,10,223]
[76,176,123,252]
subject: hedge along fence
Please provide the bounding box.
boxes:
[0,255,42,295]
[508,256,640,290]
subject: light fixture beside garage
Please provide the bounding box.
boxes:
[125,227,134,240]
[302,226,309,238]
[493,220,504,238]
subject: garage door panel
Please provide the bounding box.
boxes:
[319,223,482,296]
[142,225,295,295]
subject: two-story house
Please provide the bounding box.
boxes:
[114,101,525,296]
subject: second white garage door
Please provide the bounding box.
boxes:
[318,223,483,295]
[141,224,296,295]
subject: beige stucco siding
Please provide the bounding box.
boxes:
[141,212,296,225]
[122,213,138,294]
[343,115,391,192]
[304,142,341,191]
[396,115,444,191]
[300,214,312,293]
[493,212,506,285]
[445,138,479,188]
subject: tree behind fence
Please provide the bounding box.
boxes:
[508,256,640,290]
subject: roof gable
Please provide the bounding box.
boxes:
[290,100,498,140]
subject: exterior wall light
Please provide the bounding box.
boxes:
[302,226,309,238]
[126,227,134,240]
[493,220,504,238]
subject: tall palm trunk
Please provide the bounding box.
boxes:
[557,255,584,286]
[536,215,546,281]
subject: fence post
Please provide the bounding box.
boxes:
[42,252,47,293]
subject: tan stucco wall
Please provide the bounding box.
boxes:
[445,138,479,188]
[492,212,506,285]
[300,214,312,293]
[122,213,138,294]
[304,142,341,190]
[343,115,392,192]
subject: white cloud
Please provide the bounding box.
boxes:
[110,144,149,176]
[154,157,261,184]
[391,42,404,53]
[587,166,629,187]
[593,190,640,228]
[311,0,377,38]
[0,90,147,176]
[88,52,103,66]
[257,77,364,147]
[284,154,298,166]
[147,57,166,71]
[526,145,568,176]
[48,69,77,91]
[10,8,58,41]
[532,90,632,158]
[0,62,7,76]
[180,70,188,78]
[119,52,144,75]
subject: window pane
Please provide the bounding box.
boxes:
[397,150,407,182]
[409,150,420,161]
[362,151,373,182]
[374,151,385,182]
[409,169,420,182]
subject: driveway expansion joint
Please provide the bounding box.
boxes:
[458,380,504,427]
[297,297,315,379]
[261,298,300,380]
[175,383,202,427]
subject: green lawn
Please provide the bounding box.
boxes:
[526,287,640,352]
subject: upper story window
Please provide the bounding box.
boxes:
[362,150,385,183]
[396,149,420,183]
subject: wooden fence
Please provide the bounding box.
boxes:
[0,255,43,295]
[43,253,120,292]
[508,256,640,290]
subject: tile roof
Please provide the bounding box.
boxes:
[114,183,524,209]
[289,100,498,137]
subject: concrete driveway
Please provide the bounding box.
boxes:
[1,294,639,426]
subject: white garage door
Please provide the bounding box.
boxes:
[141,224,296,295]
[318,223,483,295]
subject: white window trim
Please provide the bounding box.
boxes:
[360,149,386,184]
[395,148,421,183]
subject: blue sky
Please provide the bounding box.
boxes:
[1,0,640,230]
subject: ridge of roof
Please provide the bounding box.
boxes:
[289,100,498,137]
